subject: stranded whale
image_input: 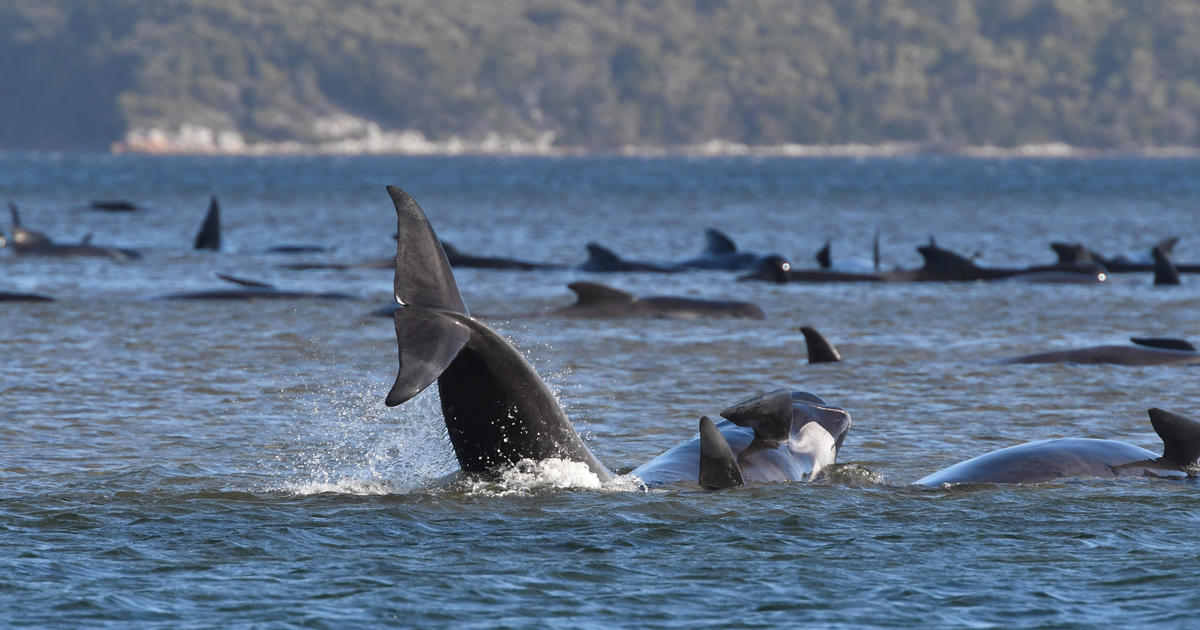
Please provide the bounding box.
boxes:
[546,281,765,319]
[998,337,1200,366]
[382,186,850,487]
[4,204,141,261]
[916,408,1200,485]
[153,273,356,301]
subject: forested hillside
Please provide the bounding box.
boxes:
[2,0,1199,153]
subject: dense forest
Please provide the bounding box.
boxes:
[2,0,1199,152]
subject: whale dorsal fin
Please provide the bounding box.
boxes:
[1131,337,1196,352]
[872,230,881,270]
[194,196,221,251]
[9,202,21,227]
[216,273,275,289]
[584,243,623,268]
[815,239,832,269]
[1152,245,1181,286]
[704,229,738,255]
[720,389,793,443]
[800,326,842,363]
[698,416,744,489]
[80,232,94,245]
[567,282,636,306]
[1050,242,1094,265]
[385,186,471,406]
[1149,408,1200,468]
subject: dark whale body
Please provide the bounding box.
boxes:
[5,204,141,261]
[674,229,782,272]
[548,281,765,319]
[382,186,850,487]
[999,337,1200,366]
[441,241,566,270]
[577,243,685,273]
[153,274,356,301]
[0,291,53,302]
[916,408,1200,485]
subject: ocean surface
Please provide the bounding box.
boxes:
[2,153,1200,628]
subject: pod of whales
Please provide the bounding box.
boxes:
[382,186,849,487]
[998,337,1200,365]
[547,281,765,319]
[742,238,1106,284]
[916,408,1200,485]
[3,203,142,261]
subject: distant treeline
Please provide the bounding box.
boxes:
[3,0,1199,151]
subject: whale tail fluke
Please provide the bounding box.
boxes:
[1149,408,1200,468]
[801,326,842,363]
[194,196,221,250]
[1152,245,1181,286]
[698,416,744,489]
[385,186,471,406]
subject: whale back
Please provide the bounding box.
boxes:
[8,203,52,251]
[568,282,637,306]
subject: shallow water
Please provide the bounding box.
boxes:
[2,153,1199,628]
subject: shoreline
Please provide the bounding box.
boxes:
[99,124,1200,160]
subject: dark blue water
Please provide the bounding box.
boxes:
[2,153,1200,628]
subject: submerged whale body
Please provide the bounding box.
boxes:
[441,241,566,270]
[577,243,684,273]
[382,186,850,487]
[916,408,1200,485]
[153,273,356,301]
[675,229,783,272]
[998,337,1200,366]
[548,281,765,319]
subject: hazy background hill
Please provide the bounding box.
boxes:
[3,0,1199,153]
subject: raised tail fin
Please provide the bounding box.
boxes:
[385,186,471,406]
[193,196,221,250]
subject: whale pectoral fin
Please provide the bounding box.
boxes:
[567,281,636,306]
[699,416,743,489]
[704,228,738,255]
[1149,408,1200,468]
[385,306,470,406]
[801,326,842,363]
[720,389,794,443]
[1130,337,1197,352]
